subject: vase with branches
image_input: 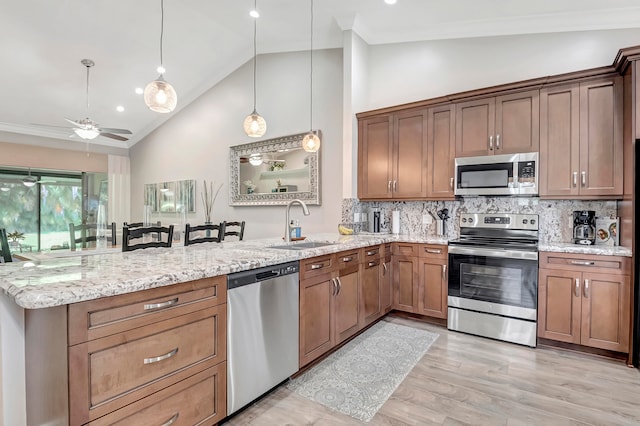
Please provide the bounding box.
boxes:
[201,180,223,224]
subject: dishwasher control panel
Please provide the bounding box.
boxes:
[227,261,299,289]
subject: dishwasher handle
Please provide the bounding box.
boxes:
[256,270,280,280]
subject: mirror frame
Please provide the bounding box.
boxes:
[229,131,321,206]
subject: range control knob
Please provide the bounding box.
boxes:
[462,218,467,223]
[522,219,528,224]
[530,219,536,225]
[467,218,474,224]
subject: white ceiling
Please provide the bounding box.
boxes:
[2,0,640,149]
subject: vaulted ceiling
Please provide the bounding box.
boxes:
[2,0,640,149]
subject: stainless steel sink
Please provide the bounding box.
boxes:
[269,241,336,250]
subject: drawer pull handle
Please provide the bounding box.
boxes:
[161,413,179,426]
[366,250,378,256]
[570,260,595,266]
[144,298,178,311]
[336,277,342,296]
[382,262,388,275]
[144,347,179,365]
[342,256,353,262]
[575,278,580,297]
[368,261,378,267]
[442,264,447,280]
[426,248,442,254]
[311,263,324,270]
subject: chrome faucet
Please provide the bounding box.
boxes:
[284,199,310,242]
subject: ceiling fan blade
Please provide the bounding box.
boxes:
[64,118,82,128]
[100,132,129,142]
[98,127,132,134]
[29,123,74,130]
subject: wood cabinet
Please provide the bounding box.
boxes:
[67,277,227,425]
[361,245,383,326]
[392,243,448,318]
[379,243,393,315]
[538,252,630,353]
[335,250,361,344]
[427,105,456,199]
[455,90,540,157]
[540,76,623,198]
[358,109,428,199]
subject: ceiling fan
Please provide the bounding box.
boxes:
[34,59,132,142]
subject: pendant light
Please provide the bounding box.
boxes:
[302,0,320,153]
[243,0,267,137]
[144,0,177,113]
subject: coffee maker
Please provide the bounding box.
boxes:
[573,210,596,245]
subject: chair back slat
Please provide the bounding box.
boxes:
[122,225,174,251]
[0,228,12,263]
[222,221,245,241]
[184,223,224,246]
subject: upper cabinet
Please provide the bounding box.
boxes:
[540,76,623,198]
[455,90,540,157]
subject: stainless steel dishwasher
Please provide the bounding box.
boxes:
[227,261,299,415]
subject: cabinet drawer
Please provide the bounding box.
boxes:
[362,245,382,261]
[337,250,360,269]
[419,244,448,259]
[540,252,630,274]
[300,254,335,280]
[68,276,226,345]
[89,362,226,426]
[69,305,226,424]
[392,242,418,256]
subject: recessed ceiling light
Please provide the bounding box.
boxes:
[135,87,143,95]
[116,105,125,112]
[249,9,259,18]
[384,0,397,4]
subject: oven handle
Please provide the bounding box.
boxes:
[448,245,538,261]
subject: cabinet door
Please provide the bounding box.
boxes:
[579,77,623,197]
[537,269,581,344]
[417,259,447,319]
[455,97,495,157]
[361,259,381,326]
[494,90,540,154]
[540,83,580,197]
[358,115,393,199]
[427,104,455,199]
[334,266,360,344]
[393,109,428,198]
[392,255,418,313]
[299,274,334,367]
[380,253,392,314]
[580,272,630,352]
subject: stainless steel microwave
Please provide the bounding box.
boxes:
[454,152,538,196]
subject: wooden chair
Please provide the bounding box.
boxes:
[222,221,245,241]
[184,223,225,246]
[69,222,117,251]
[0,228,12,263]
[122,224,174,252]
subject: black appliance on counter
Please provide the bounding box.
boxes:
[447,213,539,347]
[573,210,596,245]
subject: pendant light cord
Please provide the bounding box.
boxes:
[309,0,314,132]
[85,64,90,113]
[253,0,257,111]
[159,0,165,73]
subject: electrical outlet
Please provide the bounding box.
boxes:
[422,214,432,224]
[354,212,360,222]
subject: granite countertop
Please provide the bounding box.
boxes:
[538,242,632,257]
[0,233,446,309]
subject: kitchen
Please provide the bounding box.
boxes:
[2,1,640,425]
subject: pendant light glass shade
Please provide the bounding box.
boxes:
[145,0,177,113]
[303,0,321,153]
[244,0,266,137]
[144,76,177,113]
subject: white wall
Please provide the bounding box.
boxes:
[130,49,344,239]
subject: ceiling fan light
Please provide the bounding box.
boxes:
[243,111,267,137]
[144,77,177,113]
[302,131,321,153]
[74,127,100,140]
[23,179,36,188]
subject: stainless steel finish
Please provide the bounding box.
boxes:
[575,278,580,297]
[143,297,178,311]
[458,213,539,231]
[310,263,324,270]
[448,245,538,261]
[388,180,391,192]
[143,347,178,365]
[448,296,537,321]
[393,180,397,191]
[336,277,342,295]
[454,152,539,196]
[160,413,179,426]
[342,256,353,262]
[284,199,310,242]
[368,261,377,267]
[382,262,388,274]
[227,261,299,415]
[496,133,501,149]
[366,249,378,256]
[442,264,446,280]
[448,307,537,347]
[584,279,589,298]
[425,248,442,254]
[573,171,578,186]
[581,171,587,186]
[489,135,494,150]
[331,278,337,295]
[570,260,595,266]
[450,177,454,189]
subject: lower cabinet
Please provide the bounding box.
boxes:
[380,243,393,314]
[392,243,448,319]
[538,252,631,353]
[361,245,383,326]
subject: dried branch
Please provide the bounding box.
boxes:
[202,180,223,223]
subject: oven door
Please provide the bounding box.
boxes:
[448,245,538,320]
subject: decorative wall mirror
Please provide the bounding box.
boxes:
[229,131,321,206]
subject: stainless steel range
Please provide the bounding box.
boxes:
[447,213,539,347]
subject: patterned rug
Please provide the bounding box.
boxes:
[287,321,439,422]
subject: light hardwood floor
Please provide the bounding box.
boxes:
[223,314,640,425]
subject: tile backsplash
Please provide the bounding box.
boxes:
[342,197,618,245]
